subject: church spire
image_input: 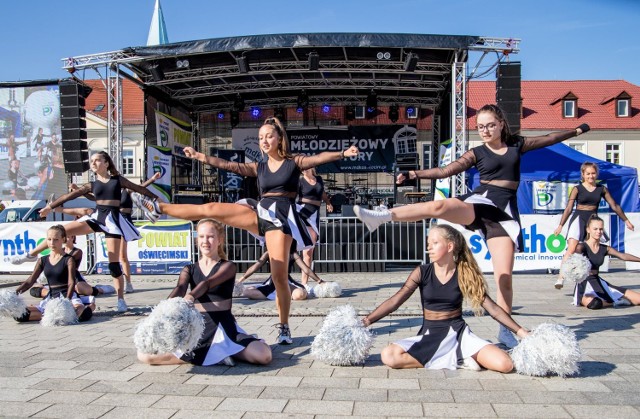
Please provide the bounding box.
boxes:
[147,0,169,46]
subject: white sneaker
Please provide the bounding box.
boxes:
[554,277,564,289]
[9,253,37,265]
[95,284,116,294]
[614,298,632,307]
[276,323,293,345]
[117,298,128,312]
[218,356,236,366]
[458,357,482,371]
[353,205,392,232]
[125,282,134,294]
[131,192,160,223]
[497,325,519,349]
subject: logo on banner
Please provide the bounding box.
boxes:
[160,130,169,147]
[536,191,553,207]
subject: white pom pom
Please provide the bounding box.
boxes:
[560,254,591,283]
[510,323,581,377]
[40,297,78,327]
[313,282,342,298]
[311,305,374,366]
[232,283,245,298]
[0,289,27,318]
[133,297,205,355]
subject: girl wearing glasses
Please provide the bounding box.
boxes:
[355,104,588,348]
[133,116,358,345]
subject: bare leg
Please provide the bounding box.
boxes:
[105,237,125,300]
[581,295,613,308]
[556,238,579,288]
[21,306,43,322]
[159,202,260,236]
[391,199,476,225]
[233,339,273,365]
[380,344,423,369]
[238,251,270,283]
[75,281,96,296]
[137,352,186,365]
[300,228,318,285]
[474,344,513,373]
[120,238,132,285]
[291,287,308,301]
[486,236,515,314]
[265,230,293,325]
[623,289,640,305]
[242,287,269,300]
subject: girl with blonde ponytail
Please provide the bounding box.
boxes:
[362,224,529,372]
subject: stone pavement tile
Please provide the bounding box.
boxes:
[24,352,80,362]
[323,388,387,402]
[539,379,613,392]
[151,394,223,410]
[241,375,302,387]
[516,390,592,404]
[564,404,640,418]
[32,403,114,418]
[332,367,387,378]
[183,374,247,386]
[30,378,96,392]
[299,376,360,389]
[73,361,132,372]
[198,385,264,399]
[0,388,48,402]
[32,390,104,405]
[171,409,243,419]
[77,370,140,382]
[214,397,287,413]
[421,402,497,418]
[82,380,150,394]
[0,376,46,389]
[70,352,128,363]
[285,399,354,415]
[140,382,207,396]
[276,366,333,377]
[419,378,483,390]
[583,391,640,406]
[123,363,181,373]
[603,381,640,393]
[0,401,50,417]
[28,369,91,380]
[388,389,453,403]
[172,363,229,375]
[90,392,163,408]
[98,406,176,419]
[479,378,547,391]
[614,371,640,382]
[130,372,192,384]
[359,377,420,389]
[0,367,42,377]
[492,403,571,418]
[452,390,522,404]
[260,386,324,400]
[353,401,422,417]
[388,368,444,379]
[244,414,313,419]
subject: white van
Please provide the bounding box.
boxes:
[0,198,96,223]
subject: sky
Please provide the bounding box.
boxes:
[1,0,638,84]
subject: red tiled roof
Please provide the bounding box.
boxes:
[468,80,640,130]
[83,79,144,125]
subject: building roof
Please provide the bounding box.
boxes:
[468,80,640,130]
[84,79,144,125]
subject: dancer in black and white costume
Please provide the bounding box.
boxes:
[355,104,588,348]
[137,219,272,366]
[132,116,358,344]
[362,224,528,371]
[573,215,640,309]
[12,152,159,312]
[554,162,634,289]
[14,225,95,323]
[240,250,309,301]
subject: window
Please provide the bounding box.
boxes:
[617,99,630,117]
[355,105,365,119]
[563,100,576,118]
[122,149,135,175]
[422,143,433,169]
[606,144,621,164]
[568,143,584,153]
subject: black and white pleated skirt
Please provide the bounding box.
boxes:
[297,203,321,238]
[37,290,94,314]
[255,275,306,300]
[457,184,523,251]
[393,317,490,370]
[77,206,141,241]
[175,308,259,366]
[566,209,609,242]
[257,197,313,251]
[573,275,626,306]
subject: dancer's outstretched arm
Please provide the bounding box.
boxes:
[238,251,270,283]
[397,150,476,183]
[40,183,92,217]
[119,176,158,200]
[606,246,640,263]
[183,147,258,177]
[481,294,529,338]
[15,259,45,295]
[167,266,191,299]
[362,267,420,326]
[602,187,634,231]
[291,252,323,283]
[295,146,359,170]
[521,124,589,153]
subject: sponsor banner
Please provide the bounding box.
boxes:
[216,150,245,193]
[434,139,452,200]
[533,181,610,213]
[154,110,192,156]
[147,145,172,202]
[440,214,610,272]
[624,213,640,270]
[0,222,87,272]
[94,220,192,275]
[232,125,412,173]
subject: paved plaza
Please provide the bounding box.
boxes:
[1,263,640,418]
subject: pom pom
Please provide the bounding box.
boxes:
[0,289,27,318]
[311,305,374,365]
[133,297,205,355]
[313,281,342,298]
[560,254,591,283]
[233,283,245,298]
[40,297,78,327]
[510,323,581,377]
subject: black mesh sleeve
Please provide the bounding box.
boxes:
[167,265,192,299]
[189,261,237,300]
[412,149,476,180]
[365,266,421,325]
[481,294,524,334]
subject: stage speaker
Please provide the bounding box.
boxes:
[59,80,90,174]
[175,194,205,205]
[496,62,521,134]
[341,205,356,217]
[395,185,416,205]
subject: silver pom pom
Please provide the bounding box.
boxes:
[0,289,27,318]
[40,297,78,327]
[133,297,205,355]
[510,323,581,377]
[311,305,374,366]
[232,283,245,298]
[313,281,342,298]
[560,254,591,283]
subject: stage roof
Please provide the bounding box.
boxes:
[69,33,500,113]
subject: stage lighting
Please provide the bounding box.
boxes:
[176,59,190,69]
[251,107,262,118]
[406,106,418,119]
[404,52,419,72]
[297,90,309,109]
[217,111,225,120]
[149,64,165,81]
[274,107,286,122]
[236,55,249,73]
[232,94,245,112]
[345,105,356,121]
[308,52,320,70]
[366,90,377,114]
[230,110,240,128]
[376,51,391,60]
[389,104,399,123]
[322,104,331,113]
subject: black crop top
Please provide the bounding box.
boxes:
[419,264,463,311]
[471,137,524,182]
[92,176,122,203]
[179,260,235,302]
[575,184,605,207]
[257,159,301,195]
[41,254,74,297]
[577,242,608,275]
[298,175,325,202]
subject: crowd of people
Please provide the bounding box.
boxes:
[5,108,640,371]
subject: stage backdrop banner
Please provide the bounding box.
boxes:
[0,222,87,273]
[532,181,610,213]
[216,149,245,194]
[94,220,192,275]
[232,125,409,173]
[440,214,610,273]
[147,145,172,202]
[623,213,640,270]
[154,110,192,156]
[434,138,452,200]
